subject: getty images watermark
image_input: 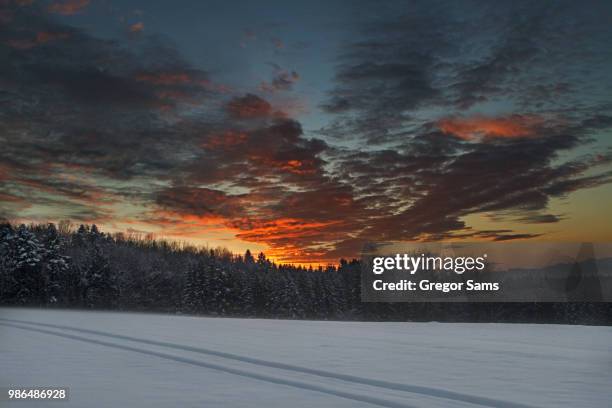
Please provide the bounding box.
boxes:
[371,253,497,293]
[361,242,612,302]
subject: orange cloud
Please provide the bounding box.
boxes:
[232,217,342,264]
[147,202,344,265]
[203,131,248,149]
[148,210,234,236]
[129,22,144,33]
[5,31,70,49]
[284,160,305,172]
[235,218,338,241]
[251,157,318,175]
[48,0,89,15]
[438,115,543,140]
[136,72,191,85]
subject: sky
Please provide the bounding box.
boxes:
[1,0,612,265]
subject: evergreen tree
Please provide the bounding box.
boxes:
[182,261,205,313]
[41,223,70,304]
[0,222,16,303]
[244,249,255,264]
[8,225,47,304]
[83,246,117,308]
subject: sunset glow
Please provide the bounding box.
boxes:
[2,0,612,265]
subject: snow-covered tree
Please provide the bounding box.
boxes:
[0,225,46,304]
[82,245,117,308]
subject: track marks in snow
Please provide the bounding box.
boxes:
[1,322,419,408]
[0,318,538,408]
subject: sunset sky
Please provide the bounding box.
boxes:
[1,0,612,264]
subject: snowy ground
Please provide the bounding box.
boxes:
[0,309,610,408]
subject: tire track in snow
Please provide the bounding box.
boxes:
[0,317,538,408]
[1,322,419,408]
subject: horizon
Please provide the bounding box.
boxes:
[5,221,612,271]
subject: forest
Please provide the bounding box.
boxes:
[0,222,609,324]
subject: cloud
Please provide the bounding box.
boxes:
[0,192,25,204]
[129,22,144,33]
[516,214,563,224]
[154,115,339,262]
[449,12,544,109]
[318,113,612,258]
[36,31,71,43]
[437,115,545,140]
[272,38,284,49]
[3,30,71,50]
[4,38,37,49]
[260,70,299,93]
[321,60,439,142]
[156,187,244,219]
[0,2,216,218]
[226,93,277,118]
[136,72,192,85]
[48,0,89,15]
[191,118,328,186]
[321,2,612,143]
[239,29,256,48]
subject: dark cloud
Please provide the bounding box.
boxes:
[319,4,451,142]
[226,94,275,118]
[450,8,546,109]
[260,69,299,93]
[0,2,221,182]
[321,117,612,256]
[156,187,244,218]
[157,112,612,262]
[321,2,612,143]
[516,214,564,224]
[193,119,328,184]
[0,2,217,218]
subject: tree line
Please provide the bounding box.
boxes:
[0,222,609,324]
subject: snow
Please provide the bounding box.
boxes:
[0,308,611,408]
